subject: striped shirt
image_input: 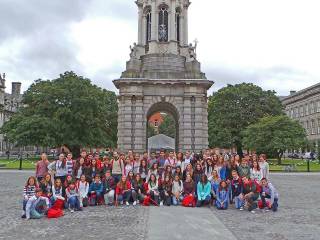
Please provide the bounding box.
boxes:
[66,160,74,175]
[23,185,36,199]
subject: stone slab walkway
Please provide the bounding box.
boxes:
[147,206,236,240]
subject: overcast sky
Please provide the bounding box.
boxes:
[0,0,319,96]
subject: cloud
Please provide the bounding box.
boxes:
[0,0,320,97]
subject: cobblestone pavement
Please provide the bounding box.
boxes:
[213,173,320,240]
[0,171,319,240]
[0,171,149,240]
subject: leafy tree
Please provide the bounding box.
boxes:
[208,83,283,155]
[1,71,118,157]
[158,114,176,138]
[242,115,307,164]
[147,122,157,138]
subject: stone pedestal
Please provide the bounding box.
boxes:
[114,79,213,153]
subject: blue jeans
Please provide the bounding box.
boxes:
[172,195,183,206]
[68,196,80,210]
[196,195,211,207]
[216,200,228,209]
[234,196,244,209]
[23,199,28,211]
[113,174,122,184]
[117,191,130,203]
[29,199,47,219]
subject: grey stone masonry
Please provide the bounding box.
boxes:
[113,0,214,153]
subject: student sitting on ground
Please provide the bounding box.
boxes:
[22,176,38,218]
[241,176,260,212]
[39,174,53,201]
[132,173,146,205]
[115,175,131,206]
[25,188,49,220]
[209,170,220,201]
[172,174,183,206]
[231,170,244,210]
[89,175,104,206]
[260,178,279,212]
[196,175,211,207]
[66,181,81,212]
[77,174,89,208]
[160,174,172,206]
[216,180,229,210]
[103,170,116,206]
[51,178,65,207]
[147,173,160,205]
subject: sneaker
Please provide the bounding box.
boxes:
[239,207,244,211]
[251,210,255,214]
[21,214,26,219]
[137,200,140,204]
[71,209,74,213]
[160,201,163,206]
[120,201,123,205]
[126,202,129,206]
[133,201,137,206]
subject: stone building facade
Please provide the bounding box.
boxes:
[0,73,24,154]
[281,84,320,145]
[113,0,213,153]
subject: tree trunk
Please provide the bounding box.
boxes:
[67,145,81,159]
[236,142,244,158]
[277,150,283,165]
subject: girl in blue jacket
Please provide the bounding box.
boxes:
[216,180,229,210]
[89,175,104,206]
[196,175,211,207]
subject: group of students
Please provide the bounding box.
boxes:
[22,149,279,219]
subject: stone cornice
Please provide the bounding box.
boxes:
[281,83,320,105]
[113,78,214,90]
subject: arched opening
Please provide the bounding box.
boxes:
[145,7,152,43]
[158,5,169,42]
[146,102,179,153]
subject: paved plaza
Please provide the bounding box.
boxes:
[0,171,319,240]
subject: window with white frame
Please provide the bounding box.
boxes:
[311,119,316,135]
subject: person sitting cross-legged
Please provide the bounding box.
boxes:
[196,175,211,207]
[25,188,49,220]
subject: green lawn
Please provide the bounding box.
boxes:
[0,159,36,169]
[269,158,320,172]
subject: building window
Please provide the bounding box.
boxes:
[305,103,309,115]
[146,9,152,42]
[300,106,304,117]
[176,9,181,43]
[317,101,320,112]
[310,102,314,114]
[318,119,320,134]
[306,121,309,135]
[311,119,316,135]
[154,120,158,127]
[158,6,169,42]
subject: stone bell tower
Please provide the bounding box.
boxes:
[113,0,213,153]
